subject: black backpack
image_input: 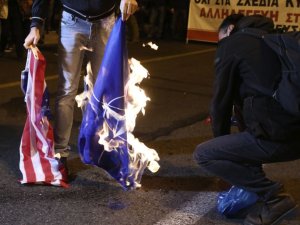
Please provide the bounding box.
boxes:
[241,28,300,116]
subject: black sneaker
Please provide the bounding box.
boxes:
[226,203,257,219]
[59,157,68,172]
[243,194,297,225]
[55,156,69,179]
[58,157,77,182]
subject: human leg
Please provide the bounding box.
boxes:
[55,12,116,158]
[126,15,140,42]
[243,193,297,225]
[194,131,300,224]
[147,7,158,38]
[194,131,285,196]
[54,12,88,157]
[0,19,9,54]
[8,0,26,59]
[156,6,165,39]
[85,14,115,86]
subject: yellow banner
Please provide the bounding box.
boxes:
[187,0,300,42]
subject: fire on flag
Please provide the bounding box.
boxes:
[77,18,160,190]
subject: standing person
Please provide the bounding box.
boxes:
[0,0,8,56]
[23,0,138,174]
[193,14,300,225]
[1,0,31,59]
[169,0,189,41]
[147,0,167,39]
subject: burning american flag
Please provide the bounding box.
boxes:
[19,48,68,187]
[77,18,159,190]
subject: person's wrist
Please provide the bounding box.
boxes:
[30,18,44,30]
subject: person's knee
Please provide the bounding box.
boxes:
[193,143,212,166]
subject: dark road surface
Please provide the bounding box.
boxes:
[0,33,299,225]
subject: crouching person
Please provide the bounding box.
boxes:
[194,14,300,225]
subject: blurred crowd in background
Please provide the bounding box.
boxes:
[0,0,32,59]
[0,0,190,59]
[128,0,190,42]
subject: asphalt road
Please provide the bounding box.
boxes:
[0,33,300,225]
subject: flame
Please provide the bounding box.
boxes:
[124,58,160,187]
[125,58,150,132]
[98,120,126,152]
[142,42,159,50]
[76,57,160,188]
[75,75,94,109]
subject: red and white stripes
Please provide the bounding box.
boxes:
[19,49,68,187]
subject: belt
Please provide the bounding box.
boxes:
[63,5,115,22]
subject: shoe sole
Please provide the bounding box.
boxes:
[243,205,298,225]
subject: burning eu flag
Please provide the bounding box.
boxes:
[77,17,159,190]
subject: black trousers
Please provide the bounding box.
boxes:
[1,0,30,58]
[194,131,300,200]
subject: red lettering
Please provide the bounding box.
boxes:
[221,9,230,18]
[295,13,300,23]
[253,10,262,15]
[269,10,279,22]
[199,7,206,17]
[213,8,220,19]
[260,11,269,17]
[286,13,293,23]
[207,8,213,18]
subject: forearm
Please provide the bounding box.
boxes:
[211,102,232,137]
[211,48,237,137]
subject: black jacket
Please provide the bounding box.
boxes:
[211,15,300,141]
[31,0,116,29]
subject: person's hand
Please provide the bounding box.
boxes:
[23,27,40,49]
[119,0,138,21]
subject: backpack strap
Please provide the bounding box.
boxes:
[235,28,276,97]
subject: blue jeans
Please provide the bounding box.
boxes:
[54,11,115,156]
[194,131,300,199]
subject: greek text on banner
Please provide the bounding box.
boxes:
[187,0,300,42]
